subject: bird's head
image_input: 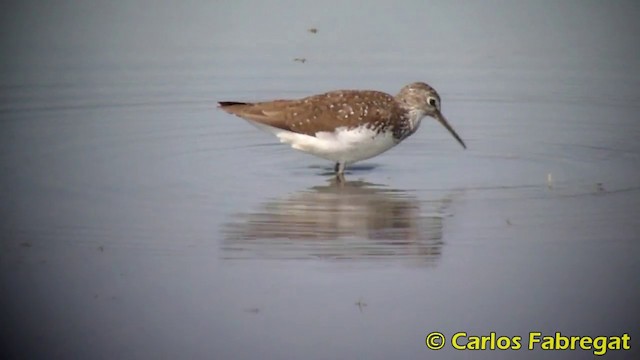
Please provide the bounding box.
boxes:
[396,82,466,149]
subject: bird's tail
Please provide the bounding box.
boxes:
[218,101,249,107]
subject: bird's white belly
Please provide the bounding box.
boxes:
[249,121,398,164]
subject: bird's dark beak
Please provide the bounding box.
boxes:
[435,111,466,149]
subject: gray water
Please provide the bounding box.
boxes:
[1,1,639,359]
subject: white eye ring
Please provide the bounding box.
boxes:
[427,96,439,108]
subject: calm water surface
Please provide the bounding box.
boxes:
[1,1,639,359]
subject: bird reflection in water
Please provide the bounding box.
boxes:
[222,179,456,266]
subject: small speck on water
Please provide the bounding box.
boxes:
[293,58,307,63]
[307,28,318,34]
[20,242,31,248]
[506,218,512,226]
[244,308,260,314]
[596,182,606,193]
[355,298,367,312]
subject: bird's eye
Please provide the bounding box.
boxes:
[427,97,438,107]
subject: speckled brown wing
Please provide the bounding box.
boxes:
[219,90,399,137]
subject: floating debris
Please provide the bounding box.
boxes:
[355,298,367,312]
[308,28,318,34]
[293,58,307,63]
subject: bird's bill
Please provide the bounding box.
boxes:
[435,111,466,149]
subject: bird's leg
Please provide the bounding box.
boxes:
[334,162,346,183]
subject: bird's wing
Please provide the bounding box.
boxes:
[219,90,398,137]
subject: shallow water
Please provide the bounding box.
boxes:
[1,1,639,359]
